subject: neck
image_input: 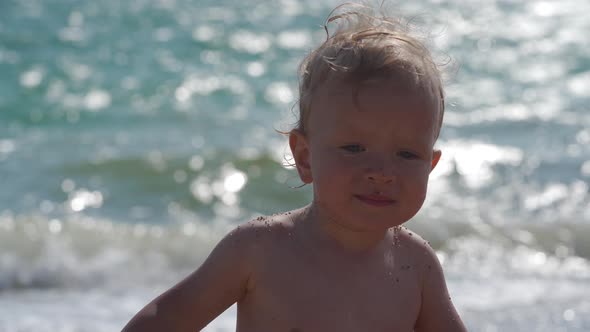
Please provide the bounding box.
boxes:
[298,203,390,254]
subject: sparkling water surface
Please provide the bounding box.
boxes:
[1,0,590,331]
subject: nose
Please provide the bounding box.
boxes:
[365,159,396,183]
[366,172,394,183]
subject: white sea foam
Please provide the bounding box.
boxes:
[276,30,311,50]
[84,90,112,111]
[229,30,272,54]
[19,67,44,88]
[264,82,295,105]
[430,140,523,188]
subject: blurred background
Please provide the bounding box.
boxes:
[1,0,589,331]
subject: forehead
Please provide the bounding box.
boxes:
[308,79,440,135]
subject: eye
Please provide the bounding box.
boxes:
[398,150,419,160]
[340,144,366,153]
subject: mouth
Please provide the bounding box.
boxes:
[354,194,396,207]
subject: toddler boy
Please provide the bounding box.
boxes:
[124,3,467,332]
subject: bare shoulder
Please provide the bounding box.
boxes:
[393,226,449,293]
[231,210,299,258]
[393,226,440,270]
[394,226,431,248]
[237,211,297,247]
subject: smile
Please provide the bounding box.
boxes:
[354,194,396,207]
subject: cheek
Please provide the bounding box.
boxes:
[310,154,359,194]
[400,163,431,190]
[312,163,350,187]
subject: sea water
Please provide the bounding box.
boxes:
[1,0,590,331]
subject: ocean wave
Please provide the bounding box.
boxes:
[0,214,230,291]
[1,213,589,292]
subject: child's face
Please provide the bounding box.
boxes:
[291,79,441,232]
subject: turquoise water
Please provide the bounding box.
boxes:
[1,0,590,331]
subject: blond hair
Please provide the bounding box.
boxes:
[296,3,445,139]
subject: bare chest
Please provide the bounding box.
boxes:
[237,249,422,332]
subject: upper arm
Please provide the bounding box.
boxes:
[122,226,255,332]
[414,244,467,332]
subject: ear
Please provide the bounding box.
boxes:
[430,149,442,172]
[289,129,313,183]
